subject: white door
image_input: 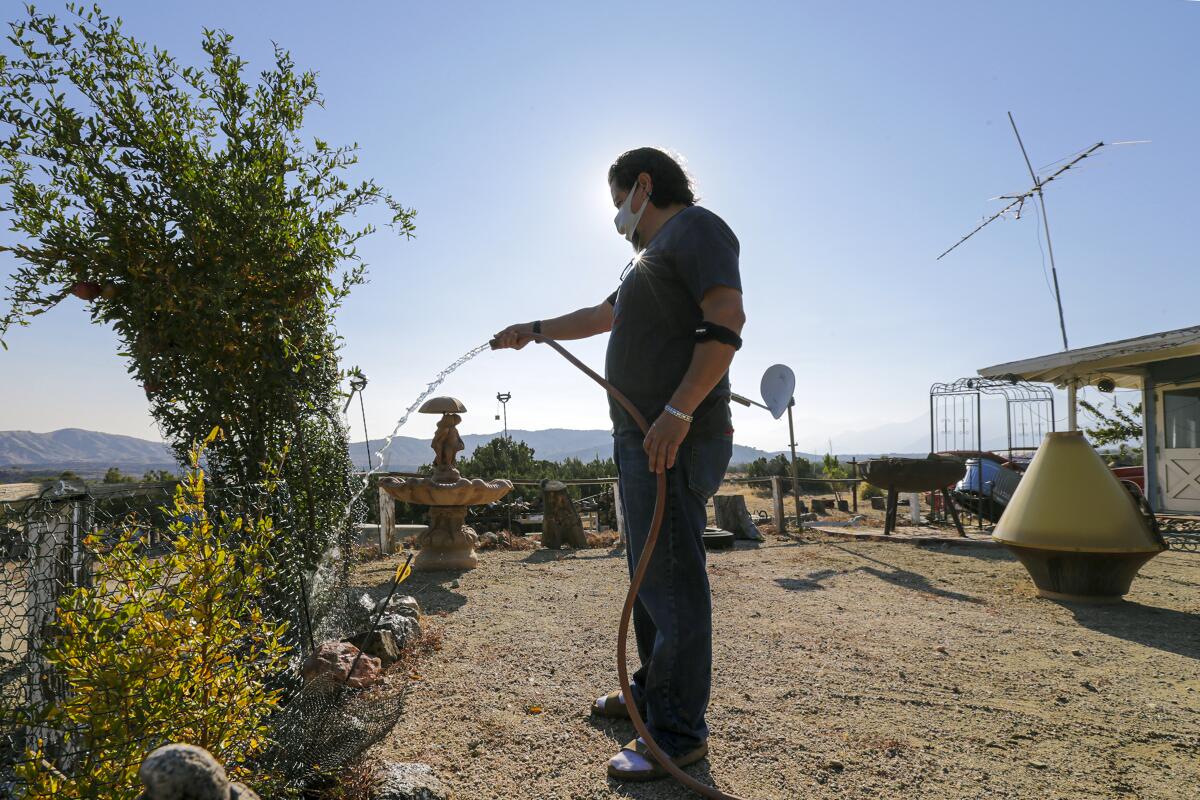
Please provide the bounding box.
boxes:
[1157,381,1200,513]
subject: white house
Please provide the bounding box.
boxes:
[978,324,1200,517]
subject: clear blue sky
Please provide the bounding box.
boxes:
[2,1,1197,453]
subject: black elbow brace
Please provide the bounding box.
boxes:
[695,321,742,350]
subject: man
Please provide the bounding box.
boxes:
[493,147,745,781]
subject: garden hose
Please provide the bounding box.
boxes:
[492,335,747,800]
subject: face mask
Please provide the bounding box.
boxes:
[613,182,650,246]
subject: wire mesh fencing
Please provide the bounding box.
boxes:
[0,475,402,798]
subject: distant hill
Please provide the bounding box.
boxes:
[0,428,175,469]
[2,427,901,482]
[0,427,778,480]
[350,429,777,472]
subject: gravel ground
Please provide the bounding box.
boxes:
[355,535,1200,799]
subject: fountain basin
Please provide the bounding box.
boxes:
[379,476,513,507]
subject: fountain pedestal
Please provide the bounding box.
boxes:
[417,506,477,570]
[379,397,512,572]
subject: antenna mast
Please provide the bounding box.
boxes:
[938,114,1144,430]
[936,114,1110,348]
[1007,112,1069,351]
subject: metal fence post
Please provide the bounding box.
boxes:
[70,498,94,589]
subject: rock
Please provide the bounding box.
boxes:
[386,595,421,618]
[373,762,449,800]
[344,629,402,667]
[229,783,260,800]
[301,640,383,689]
[138,743,229,800]
[377,612,421,648]
[351,593,421,631]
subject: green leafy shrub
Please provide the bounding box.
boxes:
[0,3,414,569]
[15,435,292,798]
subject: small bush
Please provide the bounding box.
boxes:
[860,482,886,500]
[15,436,292,798]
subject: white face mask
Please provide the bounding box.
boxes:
[613,182,649,246]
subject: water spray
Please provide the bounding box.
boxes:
[491,334,748,800]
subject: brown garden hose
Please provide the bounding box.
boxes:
[493,335,747,800]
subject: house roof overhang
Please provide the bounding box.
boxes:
[978,324,1200,390]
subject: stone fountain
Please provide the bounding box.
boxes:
[379,397,513,571]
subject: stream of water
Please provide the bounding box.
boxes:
[340,340,494,528]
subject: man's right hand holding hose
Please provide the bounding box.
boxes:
[492,322,537,350]
[493,300,615,350]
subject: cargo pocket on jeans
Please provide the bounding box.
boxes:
[686,437,733,502]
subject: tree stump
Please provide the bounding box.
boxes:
[712,494,764,541]
[541,480,588,549]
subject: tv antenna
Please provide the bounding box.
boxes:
[937,112,1146,352]
[495,391,512,440]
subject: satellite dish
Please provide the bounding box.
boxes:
[760,364,795,420]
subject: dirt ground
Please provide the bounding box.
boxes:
[354,532,1200,800]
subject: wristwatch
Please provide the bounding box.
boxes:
[532,320,542,335]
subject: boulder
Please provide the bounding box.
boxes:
[386,595,421,618]
[377,612,421,648]
[373,762,449,800]
[138,743,228,800]
[301,640,383,689]
[357,592,420,619]
[344,629,402,667]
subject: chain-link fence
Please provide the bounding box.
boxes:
[0,476,401,798]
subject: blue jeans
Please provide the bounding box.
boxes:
[613,432,733,756]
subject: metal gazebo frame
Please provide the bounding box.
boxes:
[930,376,1056,457]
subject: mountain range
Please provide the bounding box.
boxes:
[349,429,780,471]
[0,426,943,482]
[0,428,783,476]
[0,428,175,470]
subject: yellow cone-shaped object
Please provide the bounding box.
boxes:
[994,431,1160,553]
[994,431,1166,601]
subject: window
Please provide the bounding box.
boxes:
[1163,386,1200,449]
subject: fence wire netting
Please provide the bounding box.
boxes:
[0,477,405,798]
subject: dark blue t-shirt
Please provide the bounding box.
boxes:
[604,205,742,439]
